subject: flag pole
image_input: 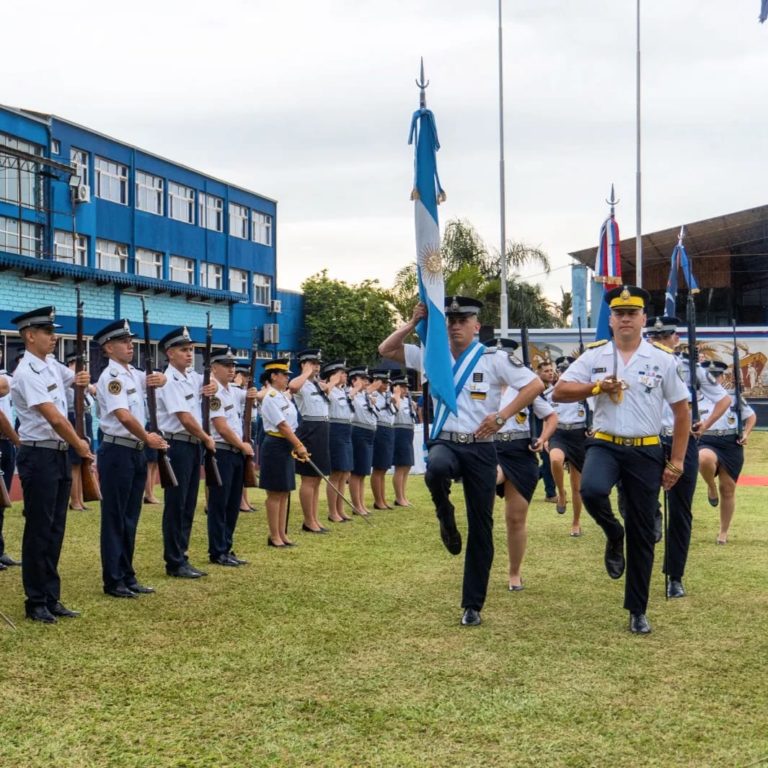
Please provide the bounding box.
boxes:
[635,0,643,287]
[498,0,509,336]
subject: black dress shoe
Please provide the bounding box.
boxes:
[461,608,482,626]
[301,524,326,534]
[604,534,625,579]
[629,613,652,634]
[210,554,240,567]
[126,583,156,594]
[0,561,6,571]
[667,579,686,598]
[268,537,286,548]
[229,551,248,565]
[49,601,81,618]
[186,564,208,577]
[0,553,20,567]
[166,565,202,579]
[26,605,57,624]
[105,585,139,598]
[437,504,462,556]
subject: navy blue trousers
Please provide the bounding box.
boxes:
[98,441,147,590]
[207,449,244,559]
[424,441,497,612]
[162,440,201,570]
[662,437,698,581]
[16,446,70,611]
[0,438,16,556]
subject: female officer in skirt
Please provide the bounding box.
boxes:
[324,360,354,523]
[65,352,96,511]
[348,366,380,516]
[547,355,589,536]
[370,369,396,510]
[489,339,558,591]
[259,359,308,547]
[697,360,757,545]
[391,371,417,507]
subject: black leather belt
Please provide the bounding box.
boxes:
[494,432,530,442]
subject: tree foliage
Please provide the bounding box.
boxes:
[301,270,395,365]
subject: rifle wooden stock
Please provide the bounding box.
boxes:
[201,313,222,488]
[242,332,259,488]
[141,299,178,489]
[519,288,539,448]
[74,289,101,502]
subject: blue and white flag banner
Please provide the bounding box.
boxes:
[664,241,699,317]
[408,104,457,423]
[760,0,768,23]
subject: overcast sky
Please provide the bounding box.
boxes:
[3,0,767,300]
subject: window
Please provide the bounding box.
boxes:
[252,212,272,246]
[200,262,223,290]
[198,193,223,232]
[170,255,194,284]
[0,133,43,208]
[229,203,248,239]
[0,216,43,257]
[96,238,128,272]
[136,171,164,215]
[169,181,194,224]
[136,248,163,279]
[54,231,88,266]
[70,148,89,187]
[229,267,248,295]
[51,140,61,155]
[95,156,128,204]
[252,273,272,306]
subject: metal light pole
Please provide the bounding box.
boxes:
[498,0,509,335]
[635,0,643,287]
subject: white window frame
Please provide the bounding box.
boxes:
[198,193,223,232]
[170,255,195,284]
[200,262,223,290]
[135,248,163,279]
[51,140,61,155]
[168,181,195,224]
[252,273,272,306]
[229,203,249,239]
[54,230,88,266]
[0,133,43,208]
[136,171,164,216]
[251,211,273,246]
[96,238,128,272]
[70,148,89,187]
[95,156,129,205]
[229,267,248,295]
[0,216,42,257]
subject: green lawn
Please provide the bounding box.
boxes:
[1,435,767,767]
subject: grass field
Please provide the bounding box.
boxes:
[1,435,767,767]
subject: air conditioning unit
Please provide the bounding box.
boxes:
[263,324,280,344]
[76,184,91,203]
[270,299,282,314]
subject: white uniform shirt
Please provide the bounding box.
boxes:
[351,391,378,428]
[156,366,203,434]
[374,391,396,427]
[0,370,13,424]
[11,351,73,441]
[545,383,588,425]
[261,387,298,432]
[660,356,729,430]
[209,380,245,442]
[498,388,554,434]
[96,362,147,439]
[329,386,354,422]
[559,339,689,438]
[293,379,329,419]
[701,392,755,433]
[394,395,417,427]
[404,343,539,433]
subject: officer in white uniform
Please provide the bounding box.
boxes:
[156,326,216,579]
[11,306,93,623]
[0,351,20,568]
[391,370,417,507]
[370,369,396,509]
[348,366,380,516]
[644,316,730,598]
[324,360,354,523]
[554,286,690,634]
[379,297,543,627]
[94,319,168,598]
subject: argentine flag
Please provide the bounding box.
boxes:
[408,93,457,431]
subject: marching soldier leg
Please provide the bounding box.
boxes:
[425,442,462,555]
[579,443,624,541]
[664,439,697,583]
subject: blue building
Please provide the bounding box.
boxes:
[0,104,304,372]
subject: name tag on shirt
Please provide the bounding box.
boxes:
[185,393,194,400]
[47,383,57,392]
[592,367,607,374]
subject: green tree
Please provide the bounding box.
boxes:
[301,270,395,365]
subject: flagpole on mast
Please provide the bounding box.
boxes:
[498,0,509,336]
[635,0,643,287]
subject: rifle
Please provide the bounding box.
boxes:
[732,317,744,441]
[74,289,101,502]
[0,453,12,510]
[141,298,177,489]
[685,252,700,427]
[577,317,592,432]
[242,330,259,488]
[519,287,539,449]
[201,312,222,487]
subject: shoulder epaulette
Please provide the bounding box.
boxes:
[268,390,276,397]
[652,341,674,354]
[586,339,608,349]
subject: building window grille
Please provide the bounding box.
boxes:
[229,267,248,295]
[0,133,43,208]
[251,212,273,246]
[168,181,195,224]
[198,193,223,232]
[54,231,88,266]
[170,255,194,284]
[252,273,272,306]
[136,171,164,216]
[136,248,163,279]
[229,203,249,239]
[95,157,129,205]
[96,238,128,272]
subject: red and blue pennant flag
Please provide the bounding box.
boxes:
[593,190,623,341]
[664,228,699,316]
[760,0,768,23]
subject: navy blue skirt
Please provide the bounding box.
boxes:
[351,426,375,477]
[699,434,745,481]
[259,435,296,492]
[548,428,587,473]
[496,439,539,502]
[393,426,415,467]
[296,420,331,477]
[329,422,353,472]
[371,424,395,470]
